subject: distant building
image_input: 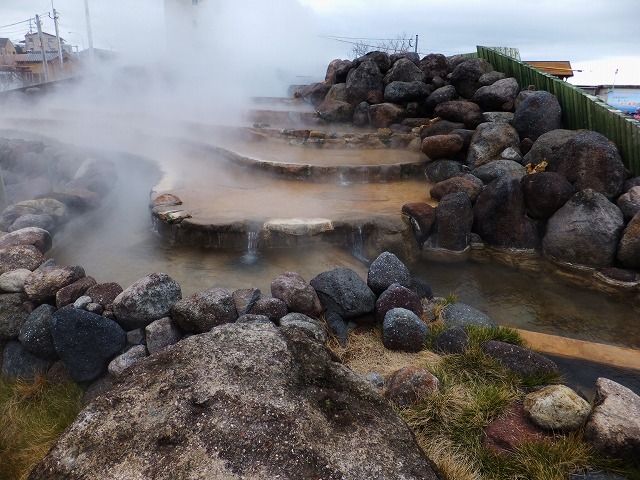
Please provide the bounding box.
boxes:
[24,31,71,54]
[524,61,574,80]
[579,84,640,115]
[0,38,16,55]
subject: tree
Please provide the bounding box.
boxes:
[351,32,414,59]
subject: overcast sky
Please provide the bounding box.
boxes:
[1,0,638,85]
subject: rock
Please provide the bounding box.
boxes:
[8,214,56,233]
[323,82,348,102]
[55,276,97,308]
[0,198,68,231]
[420,119,465,138]
[430,174,483,203]
[419,53,452,83]
[426,192,474,251]
[425,159,464,182]
[150,193,182,208]
[271,272,323,318]
[421,134,464,160]
[171,288,237,333]
[617,212,640,268]
[18,304,58,359]
[384,365,439,406]
[236,314,272,325]
[84,282,123,308]
[390,51,420,65]
[0,245,45,274]
[467,122,521,169]
[367,251,412,295]
[482,401,552,456]
[0,226,52,254]
[375,283,423,323]
[473,174,540,249]
[50,308,127,382]
[368,103,406,128]
[584,378,640,460]
[522,129,579,171]
[279,312,327,343]
[513,91,562,141]
[311,268,376,319]
[557,131,628,200]
[617,186,640,221]
[68,157,116,195]
[324,309,348,344]
[402,202,436,245]
[384,81,430,104]
[524,384,592,431]
[482,111,514,124]
[0,268,31,293]
[324,58,352,84]
[424,85,458,113]
[145,317,182,354]
[30,323,441,480]
[247,297,288,323]
[481,340,559,377]
[107,345,148,377]
[478,71,507,86]
[450,58,494,98]
[365,372,385,389]
[316,99,355,123]
[441,302,496,328]
[23,265,85,305]
[432,326,469,354]
[521,171,577,219]
[293,82,331,106]
[382,308,429,352]
[384,58,426,84]
[346,60,384,104]
[1,340,52,380]
[113,273,182,330]
[472,77,519,111]
[434,100,483,128]
[0,293,29,339]
[47,188,100,212]
[126,329,146,347]
[409,277,434,300]
[352,101,370,126]
[472,160,526,184]
[232,288,261,316]
[543,189,625,267]
[354,50,392,73]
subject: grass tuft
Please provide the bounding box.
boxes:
[0,375,83,480]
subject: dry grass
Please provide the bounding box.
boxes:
[0,375,83,480]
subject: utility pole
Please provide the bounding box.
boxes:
[84,0,95,68]
[53,9,64,78]
[35,15,49,83]
[415,35,419,54]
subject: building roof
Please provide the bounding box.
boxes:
[524,61,574,79]
[0,38,11,48]
[16,52,62,63]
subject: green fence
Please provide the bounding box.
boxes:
[477,46,640,176]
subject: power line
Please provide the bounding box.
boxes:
[321,35,413,42]
[0,18,32,29]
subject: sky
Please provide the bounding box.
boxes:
[1,0,638,86]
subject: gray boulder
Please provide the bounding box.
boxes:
[271,272,322,318]
[617,211,640,268]
[524,384,591,431]
[0,226,52,254]
[108,345,148,377]
[0,198,68,231]
[23,265,85,305]
[145,317,182,354]
[0,244,44,274]
[18,304,58,359]
[368,103,406,128]
[426,192,474,251]
[434,100,483,128]
[1,340,52,380]
[522,129,579,171]
[472,160,526,184]
[367,251,411,295]
[354,51,392,73]
[425,159,464,182]
[432,326,469,354]
[481,340,559,377]
[310,268,376,318]
[50,308,127,382]
[513,91,562,141]
[384,81,430,104]
[316,99,355,123]
[247,297,288,323]
[346,60,384,104]
[0,268,31,293]
[7,214,56,233]
[382,308,429,352]
[472,77,519,111]
[419,53,452,82]
[557,131,628,200]
[383,365,439,406]
[467,122,521,169]
[521,171,577,219]
[430,174,483,202]
[478,71,507,86]
[171,287,237,333]
[352,101,370,126]
[0,293,30,339]
[441,302,496,328]
[424,85,459,113]
[279,312,327,343]
[543,189,625,267]
[584,378,640,460]
[30,323,441,480]
[450,58,494,98]
[384,58,426,84]
[113,273,182,330]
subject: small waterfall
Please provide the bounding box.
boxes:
[350,225,369,264]
[241,230,260,264]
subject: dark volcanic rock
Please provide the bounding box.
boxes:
[441,302,496,328]
[324,58,353,84]
[293,82,331,107]
[473,174,540,249]
[521,129,578,171]
[0,293,29,340]
[316,99,355,123]
[450,58,494,98]
[420,119,465,138]
[368,103,406,128]
[383,58,426,84]
[430,175,483,203]
[85,282,123,308]
[55,276,97,308]
[50,308,126,382]
[354,51,392,73]
[18,304,58,359]
[352,101,370,126]
[543,189,625,267]
[521,172,577,219]
[402,202,436,245]
[30,323,441,480]
[384,81,430,104]
[310,268,376,319]
[432,326,469,354]
[375,283,423,323]
[424,85,459,113]
[426,192,474,251]
[367,251,411,295]
[617,186,640,221]
[425,160,464,182]
[171,288,237,333]
[513,91,562,141]
[247,297,288,323]
[271,272,323,318]
[145,317,182,354]
[472,77,519,111]
[419,53,452,82]
[557,130,628,200]
[434,100,483,127]
[2,340,52,380]
[382,308,429,352]
[466,122,521,169]
[481,340,559,377]
[472,160,526,185]
[617,211,640,269]
[346,60,384,104]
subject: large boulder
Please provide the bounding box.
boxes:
[557,131,628,200]
[247,297,288,323]
[521,129,579,171]
[271,272,323,318]
[543,189,625,267]
[354,51,392,73]
[472,77,519,111]
[473,174,540,249]
[421,134,464,160]
[472,160,526,185]
[512,91,562,141]
[367,251,411,295]
[293,82,331,107]
[617,186,640,221]
[584,378,640,460]
[375,283,423,323]
[481,340,559,378]
[0,226,52,254]
[617,211,640,268]
[112,273,182,330]
[18,304,58,359]
[316,99,355,123]
[368,103,406,128]
[0,268,31,293]
[310,268,376,319]
[383,58,426,84]
[426,192,474,251]
[383,365,439,407]
[50,308,126,382]
[0,198,68,231]
[466,122,521,169]
[0,245,44,274]
[524,385,591,431]
[1,340,52,380]
[346,60,384,104]
[324,58,352,84]
[418,53,452,82]
[30,323,441,479]
[425,159,464,183]
[441,302,496,328]
[521,171,577,219]
[430,175,483,203]
[382,308,429,352]
[424,85,459,113]
[402,202,436,245]
[145,317,182,354]
[384,81,430,104]
[434,100,483,129]
[0,293,29,340]
[23,265,86,305]
[450,58,494,98]
[279,312,327,343]
[171,287,237,333]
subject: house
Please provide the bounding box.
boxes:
[15,51,77,84]
[24,31,71,54]
[524,61,574,80]
[0,38,16,55]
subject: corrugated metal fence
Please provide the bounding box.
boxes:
[477,46,640,176]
